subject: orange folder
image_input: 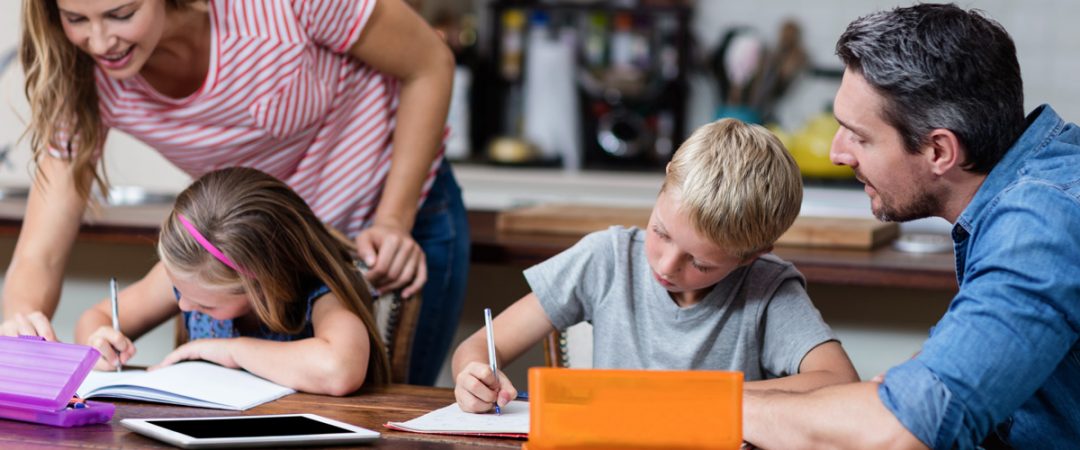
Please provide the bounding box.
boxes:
[524,368,743,450]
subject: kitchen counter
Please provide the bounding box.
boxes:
[0,197,957,292]
[469,210,957,291]
[0,164,958,291]
[456,164,957,291]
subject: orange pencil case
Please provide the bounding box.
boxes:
[524,368,743,450]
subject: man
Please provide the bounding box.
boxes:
[743,4,1080,449]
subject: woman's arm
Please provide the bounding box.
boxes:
[451,293,556,412]
[155,292,373,396]
[0,156,90,340]
[745,341,860,392]
[76,262,181,370]
[347,0,456,298]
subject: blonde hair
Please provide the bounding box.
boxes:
[662,118,803,260]
[158,167,391,387]
[20,0,198,199]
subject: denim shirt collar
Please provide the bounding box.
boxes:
[952,104,1065,243]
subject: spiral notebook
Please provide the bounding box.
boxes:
[76,361,294,410]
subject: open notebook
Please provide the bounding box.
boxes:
[76,361,295,410]
[385,401,529,438]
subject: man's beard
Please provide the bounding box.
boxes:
[873,188,940,222]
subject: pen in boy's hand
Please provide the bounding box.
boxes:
[110,277,122,373]
[484,307,501,415]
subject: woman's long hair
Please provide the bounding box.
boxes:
[19,0,198,198]
[158,167,391,387]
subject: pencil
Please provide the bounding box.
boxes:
[484,307,500,415]
[110,277,122,373]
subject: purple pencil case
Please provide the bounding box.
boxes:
[0,335,115,427]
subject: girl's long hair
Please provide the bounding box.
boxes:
[19,0,197,198]
[158,167,391,387]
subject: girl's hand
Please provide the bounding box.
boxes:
[87,326,135,371]
[0,311,58,341]
[151,338,239,370]
[355,222,427,298]
[454,361,517,413]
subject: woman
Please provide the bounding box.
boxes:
[2,0,468,385]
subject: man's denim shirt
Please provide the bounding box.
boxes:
[878,105,1080,449]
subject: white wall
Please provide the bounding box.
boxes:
[686,0,1080,131]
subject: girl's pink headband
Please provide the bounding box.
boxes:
[176,213,252,277]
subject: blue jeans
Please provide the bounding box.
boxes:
[409,160,470,385]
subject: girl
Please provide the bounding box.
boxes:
[6,0,468,387]
[76,167,390,395]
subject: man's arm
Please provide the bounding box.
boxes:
[744,382,927,450]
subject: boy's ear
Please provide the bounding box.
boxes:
[665,162,672,174]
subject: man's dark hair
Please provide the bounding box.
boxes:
[836,3,1025,173]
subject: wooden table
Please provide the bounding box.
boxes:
[0,384,521,449]
[0,202,958,292]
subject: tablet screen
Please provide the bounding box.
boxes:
[146,416,353,439]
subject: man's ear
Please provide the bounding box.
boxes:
[925,129,963,176]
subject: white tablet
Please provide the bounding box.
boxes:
[121,414,380,449]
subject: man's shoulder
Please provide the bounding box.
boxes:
[1008,108,1080,195]
[996,178,1080,213]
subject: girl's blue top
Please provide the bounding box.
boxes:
[176,284,330,341]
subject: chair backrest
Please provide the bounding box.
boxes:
[542,322,594,368]
[172,262,422,385]
[371,290,421,383]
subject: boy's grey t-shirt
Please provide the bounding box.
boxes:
[524,226,837,380]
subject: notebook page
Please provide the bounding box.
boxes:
[78,369,144,397]
[387,401,529,435]
[78,361,294,410]
[78,370,223,409]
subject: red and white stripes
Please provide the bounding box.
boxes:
[89,0,439,237]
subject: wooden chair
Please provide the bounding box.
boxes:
[173,265,422,384]
[542,322,594,368]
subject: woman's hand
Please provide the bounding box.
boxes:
[0,311,58,341]
[355,222,427,298]
[86,326,135,371]
[152,338,240,370]
[454,361,517,413]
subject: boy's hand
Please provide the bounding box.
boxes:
[0,311,58,341]
[454,361,517,413]
[151,338,239,370]
[87,326,135,371]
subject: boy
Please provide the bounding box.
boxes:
[453,118,858,413]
